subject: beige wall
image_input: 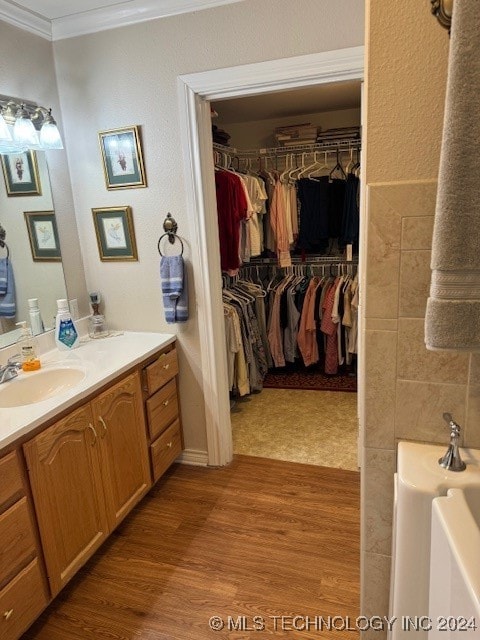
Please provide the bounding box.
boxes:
[361,1,480,636]
[0,22,88,320]
[52,0,364,456]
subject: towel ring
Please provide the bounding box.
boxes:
[157,233,184,257]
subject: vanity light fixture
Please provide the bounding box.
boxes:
[0,95,63,153]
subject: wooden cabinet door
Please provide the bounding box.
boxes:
[23,404,109,596]
[92,371,151,530]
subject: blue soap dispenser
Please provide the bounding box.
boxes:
[55,298,79,350]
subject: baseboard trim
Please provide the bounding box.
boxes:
[178,449,209,466]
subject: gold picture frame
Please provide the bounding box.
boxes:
[98,125,146,190]
[92,206,138,261]
[24,211,61,261]
[1,150,41,196]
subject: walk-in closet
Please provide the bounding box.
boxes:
[212,81,362,471]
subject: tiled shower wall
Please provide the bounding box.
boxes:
[360,180,480,637]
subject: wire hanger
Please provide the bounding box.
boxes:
[329,148,347,182]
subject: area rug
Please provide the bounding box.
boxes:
[263,366,357,392]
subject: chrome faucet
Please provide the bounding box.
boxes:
[438,412,466,472]
[0,355,22,384]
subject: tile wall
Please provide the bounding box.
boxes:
[360,180,479,639]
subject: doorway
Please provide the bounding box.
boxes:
[212,85,361,470]
[178,45,365,467]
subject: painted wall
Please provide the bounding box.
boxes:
[51,0,365,457]
[0,22,88,326]
[217,107,361,149]
[361,2,479,636]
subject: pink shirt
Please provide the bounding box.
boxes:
[270,179,291,267]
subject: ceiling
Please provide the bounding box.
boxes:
[0,0,245,39]
[214,80,361,124]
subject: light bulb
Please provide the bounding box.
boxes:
[0,112,12,144]
[12,105,39,147]
[39,121,63,149]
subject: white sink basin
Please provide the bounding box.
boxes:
[0,366,86,407]
[389,442,480,639]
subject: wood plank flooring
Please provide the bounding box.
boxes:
[23,456,360,640]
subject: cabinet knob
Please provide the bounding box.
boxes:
[163,399,169,407]
[163,363,170,370]
[3,609,13,621]
[167,441,173,448]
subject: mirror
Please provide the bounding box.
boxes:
[0,150,67,348]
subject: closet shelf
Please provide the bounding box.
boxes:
[213,138,361,156]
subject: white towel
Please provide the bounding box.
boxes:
[425,0,480,351]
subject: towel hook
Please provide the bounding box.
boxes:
[157,213,184,256]
[163,213,178,243]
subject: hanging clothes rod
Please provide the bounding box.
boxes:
[213,139,361,156]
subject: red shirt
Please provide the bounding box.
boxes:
[215,170,247,272]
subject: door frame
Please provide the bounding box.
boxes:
[178,46,365,466]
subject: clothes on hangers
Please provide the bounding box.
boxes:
[223,277,268,396]
[261,265,358,375]
[215,169,248,274]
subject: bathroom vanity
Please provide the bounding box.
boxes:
[0,332,182,639]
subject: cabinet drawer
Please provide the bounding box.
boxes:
[0,452,24,513]
[143,347,178,395]
[147,379,179,441]
[0,497,36,588]
[0,558,48,640]
[150,419,182,482]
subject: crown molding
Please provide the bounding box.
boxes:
[0,0,51,39]
[0,0,245,41]
[52,0,245,40]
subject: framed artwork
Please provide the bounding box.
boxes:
[1,151,41,196]
[92,206,138,261]
[24,211,61,261]
[98,125,146,190]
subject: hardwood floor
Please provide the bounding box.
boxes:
[23,456,360,639]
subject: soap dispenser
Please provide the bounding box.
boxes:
[16,321,41,371]
[88,291,109,339]
[55,299,80,350]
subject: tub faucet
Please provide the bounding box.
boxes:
[438,412,466,472]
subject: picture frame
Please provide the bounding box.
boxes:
[1,151,42,196]
[24,211,61,261]
[98,125,146,190]
[92,206,138,261]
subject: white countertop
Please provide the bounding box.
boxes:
[0,331,175,452]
